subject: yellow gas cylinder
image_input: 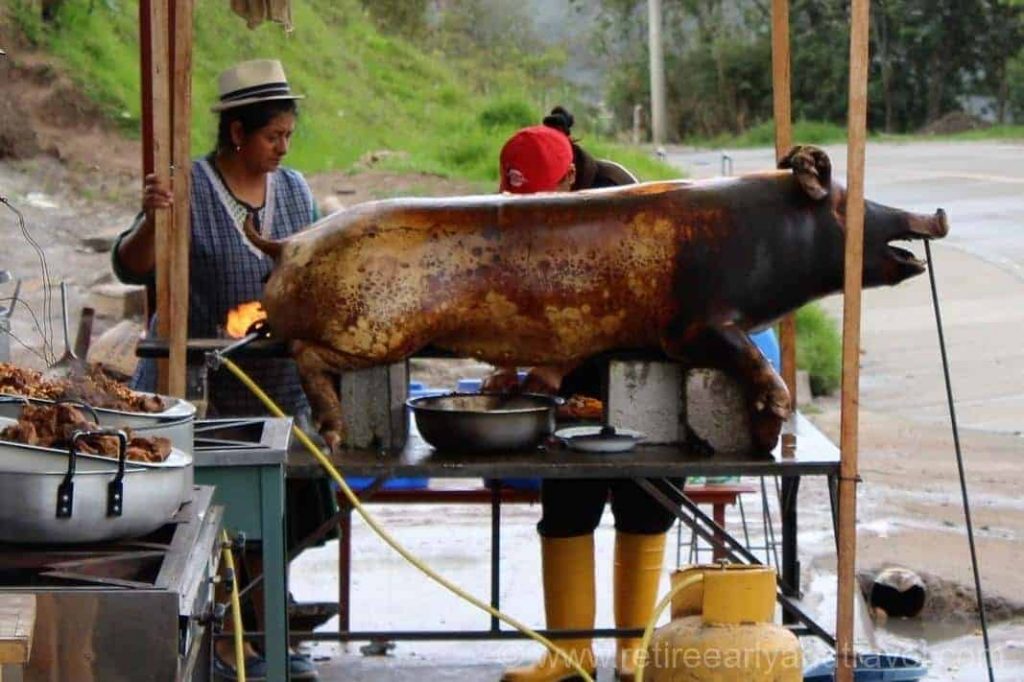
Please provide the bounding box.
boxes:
[642,564,802,681]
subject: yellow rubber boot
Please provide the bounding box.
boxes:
[613,531,667,681]
[501,535,597,682]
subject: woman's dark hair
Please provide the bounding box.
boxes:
[216,99,298,152]
[542,105,598,190]
[542,106,575,136]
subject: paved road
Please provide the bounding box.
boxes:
[666,141,1024,435]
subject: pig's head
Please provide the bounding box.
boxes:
[779,146,949,288]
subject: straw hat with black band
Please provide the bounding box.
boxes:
[210,59,304,113]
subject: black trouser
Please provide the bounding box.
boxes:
[538,478,681,538]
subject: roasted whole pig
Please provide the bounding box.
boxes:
[243,146,948,452]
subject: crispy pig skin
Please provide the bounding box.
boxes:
[244,146,949,453]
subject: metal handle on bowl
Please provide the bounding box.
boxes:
[58,429,129,519]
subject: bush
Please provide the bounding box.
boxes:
[478,98,536,129]
[795,303,841,396]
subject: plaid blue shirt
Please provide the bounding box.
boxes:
[123,156,316,416]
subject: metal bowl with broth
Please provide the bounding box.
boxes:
[407,393,562,453]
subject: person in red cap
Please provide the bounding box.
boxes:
[491,109,670,682]
[498,124,576,194]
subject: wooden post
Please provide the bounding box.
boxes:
[837,0,871,679]
[168,0,193,398]
[139,0,154,178]
[147,0,172,394]
[648,0,667,145]
[771,0,798,421]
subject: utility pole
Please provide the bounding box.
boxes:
[648,0,667,145]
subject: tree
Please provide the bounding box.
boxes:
[586,0,1024,137]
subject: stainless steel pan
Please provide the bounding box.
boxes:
[0,424,193,544]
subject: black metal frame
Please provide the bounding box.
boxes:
[284,464,841,649]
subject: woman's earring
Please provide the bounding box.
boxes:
[234,144,241,152]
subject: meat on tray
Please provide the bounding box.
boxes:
[557,394,604,422]
[1,403,172,463]
[0,362,165,413]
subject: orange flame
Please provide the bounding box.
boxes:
[225,301,267,339]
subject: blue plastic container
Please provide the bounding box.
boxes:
[456,378,483,393]
[750,328,781,371]
[486,476,542,492]
[339,476,429,492]
[803,654,927,682]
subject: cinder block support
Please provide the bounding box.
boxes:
[607,361,752,452]
[685,368,752,454]
[607,360,687,444]
[339,362,409,451]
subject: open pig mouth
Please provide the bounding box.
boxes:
[887,241,926,269]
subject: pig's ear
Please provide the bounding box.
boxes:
[778,146,831,201]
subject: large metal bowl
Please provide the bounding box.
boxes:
[0,420,193,544]
[407,393,561,453]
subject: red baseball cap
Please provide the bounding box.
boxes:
[499,125,573,194]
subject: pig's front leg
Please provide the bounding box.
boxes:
[665,324,791,452]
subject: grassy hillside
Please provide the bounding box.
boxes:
[8,0,677,184]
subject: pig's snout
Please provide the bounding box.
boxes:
[906,208,949,240]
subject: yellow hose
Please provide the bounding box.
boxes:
[220,357,595,682]
[220,529,247,682]
[634,573,704,682]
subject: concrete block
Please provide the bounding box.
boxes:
[685,369,751,454]
[87,283,147,320]
[339,362,409,451]
[607,360,686,444]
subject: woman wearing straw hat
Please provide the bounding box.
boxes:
[113,58,323,681]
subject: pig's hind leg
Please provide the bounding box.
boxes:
[664,323,791,453]
[292,340,381,453]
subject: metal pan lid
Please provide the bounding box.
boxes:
[555,425,646,453]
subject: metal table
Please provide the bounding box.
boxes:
[288,412,841,646]
[193,417,293,682]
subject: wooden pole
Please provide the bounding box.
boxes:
[771,0,798,422]
[139,0,154,178]
[167,0,193,398]
[147,0,172,394]
[648,0,667,145]
[837,0,871,679]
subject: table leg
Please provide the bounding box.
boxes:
[490,485,501,632]
[828,473,840,549]
[339,502,352,634]
[261,465,289,681]
[780,475,802,625]
[712,503,727,561]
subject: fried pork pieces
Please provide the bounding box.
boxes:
[1,404,172,463]
[0,362,165,413]
[557,394,604,421]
